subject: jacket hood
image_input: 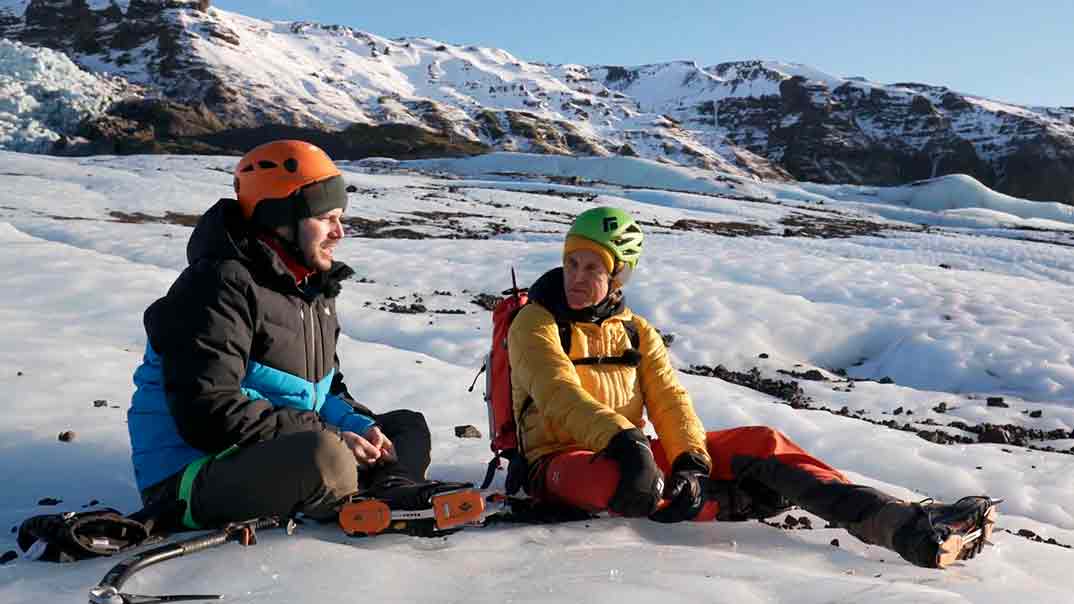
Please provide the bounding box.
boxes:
[186,198,354,298]
[187,198,249,266]
[528,267,625,324]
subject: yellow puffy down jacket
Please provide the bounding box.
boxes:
[507,301,711,469]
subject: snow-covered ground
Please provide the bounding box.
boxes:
[0,151,1072,602]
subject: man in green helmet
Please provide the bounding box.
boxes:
[506,205,998,569]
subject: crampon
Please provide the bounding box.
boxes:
[338,487,486,537]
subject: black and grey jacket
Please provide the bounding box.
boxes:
[128,198,373,491]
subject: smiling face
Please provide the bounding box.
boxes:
[297,207,344,272]
[564,248,612,310]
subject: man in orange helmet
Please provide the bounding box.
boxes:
[128,140,468,531]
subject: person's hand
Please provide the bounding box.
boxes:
[363,425,396,464]
[650,453,709,523]
[602,428,663,517]
[341,430,382,469]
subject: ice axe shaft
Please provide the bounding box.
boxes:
[88,517,282,604]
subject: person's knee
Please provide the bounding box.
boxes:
[377,409,431,440]
[735,426,785,450]
[753,426,810,456]
[541,452,618,512]
[376,410,432,480]
[746,425,781,439]
[307,431,358,497]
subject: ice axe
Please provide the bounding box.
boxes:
[88,517,284,604]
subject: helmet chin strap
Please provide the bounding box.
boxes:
[592,264,628,307]
[610,262,632,289]
[291,215,315,271]
[248,192,318,272]
[582,286,623,319]
[264,222,316,273]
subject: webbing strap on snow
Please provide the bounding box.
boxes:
[481,454,501,490]
[178,444,240,529]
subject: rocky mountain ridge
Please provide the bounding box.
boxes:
[2,0,1073,202]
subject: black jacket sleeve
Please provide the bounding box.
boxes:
[152,261,325,453]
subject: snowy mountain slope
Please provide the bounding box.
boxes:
[2,1,1073,201]
[0,150,1073,601]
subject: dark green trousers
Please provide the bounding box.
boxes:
[141,410,432,529]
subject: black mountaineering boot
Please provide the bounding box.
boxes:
[891,496,1000,569]
[340,467,482,537]
[362,476,476,511]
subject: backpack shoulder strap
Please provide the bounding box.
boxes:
[623,319,640,350]
[555,318,572,356]
[554,318,636,354]
[562,318,642,368]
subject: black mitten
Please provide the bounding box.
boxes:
[650,453,709,523]
[602,428,663,517]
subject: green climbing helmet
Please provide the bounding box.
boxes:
[567,206,644,269]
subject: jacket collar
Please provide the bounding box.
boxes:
[528,267,626,325]
[256,233,315,285]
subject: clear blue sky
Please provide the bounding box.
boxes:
[214,0,1072,107]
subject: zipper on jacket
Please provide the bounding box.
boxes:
[299,306,306,375]
[309,301,317,402]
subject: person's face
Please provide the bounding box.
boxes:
[297,208,345,272]
[564,249,611,310]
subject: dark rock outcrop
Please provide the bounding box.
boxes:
[660,61,1074,202]
[763,71,1069,202]
[68,98,491,158]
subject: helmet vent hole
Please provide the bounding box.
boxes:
[240,164,254,173]
[283,158,299,173]
[257,160,278,169]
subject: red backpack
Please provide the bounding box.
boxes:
[469,269,530,494]
[470,269,640,494]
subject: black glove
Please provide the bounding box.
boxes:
[602,428,663,517]
[650,453,710,524]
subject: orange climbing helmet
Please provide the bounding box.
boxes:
[232,140,348,228]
